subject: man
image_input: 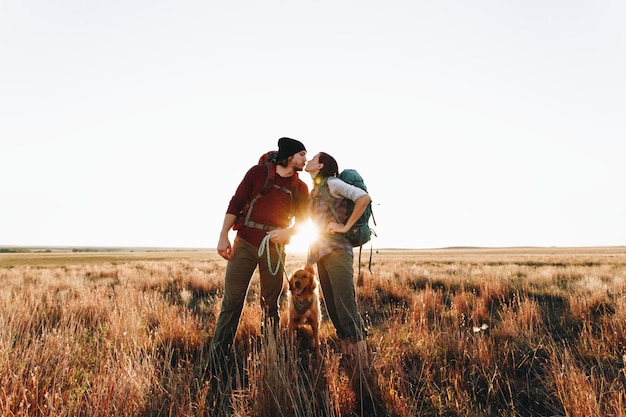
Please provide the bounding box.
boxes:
[210,137,309,363]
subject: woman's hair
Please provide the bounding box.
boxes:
[317,152,339,179]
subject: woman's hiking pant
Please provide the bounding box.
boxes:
[317,248,367,342]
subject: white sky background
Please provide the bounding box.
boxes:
[1,1,625,250]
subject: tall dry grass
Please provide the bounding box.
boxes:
[1,248,625,416]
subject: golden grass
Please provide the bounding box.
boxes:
[1,247,625,416]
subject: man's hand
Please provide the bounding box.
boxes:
[217,236,233,260]
[267,228,291,245]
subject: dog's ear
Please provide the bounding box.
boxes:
[305,263,315,275]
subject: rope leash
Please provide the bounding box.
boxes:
[258,234,285,276]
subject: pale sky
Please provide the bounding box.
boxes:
[2,1,625,251]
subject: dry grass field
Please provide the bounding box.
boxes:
[1,247,625,416]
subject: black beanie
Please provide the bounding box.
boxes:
[276,137,306,161]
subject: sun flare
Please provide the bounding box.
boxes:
[287,219,319,255]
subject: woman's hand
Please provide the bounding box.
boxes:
[327,221,348,234]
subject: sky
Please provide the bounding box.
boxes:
[1,1,625,251]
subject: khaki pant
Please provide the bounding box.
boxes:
[210,236,285,354]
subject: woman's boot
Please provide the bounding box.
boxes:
[341,339,385,416]
[341,338,370,369]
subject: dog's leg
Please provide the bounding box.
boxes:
[288,321,296,346]
[312,316,320,354]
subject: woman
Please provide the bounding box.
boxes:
[305,151,371,365]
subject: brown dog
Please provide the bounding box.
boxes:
[288,264,321,353]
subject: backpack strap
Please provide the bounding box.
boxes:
[317,178,340,223]
[356,241,375,281]
[258,160,276,195]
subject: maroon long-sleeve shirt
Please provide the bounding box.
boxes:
[227,164,309,247]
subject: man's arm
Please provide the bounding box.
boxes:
[217,213,237,260]
[269,180,310,245]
